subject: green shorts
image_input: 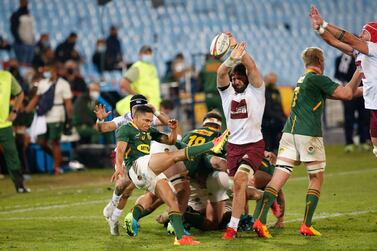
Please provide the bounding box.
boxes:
[258,158,275,176]
[38,122,64,142]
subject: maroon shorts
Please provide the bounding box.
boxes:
[226,140,265,177]
[370,110,377,138]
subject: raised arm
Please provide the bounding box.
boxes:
[310,5,369,55]
[94,104,118,132]
[159,119,178,145]
[216,33,239,87]
[241,48,264,88]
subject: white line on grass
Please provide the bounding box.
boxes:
[1,168,376,215]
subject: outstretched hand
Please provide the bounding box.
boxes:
[111,168,124,183]
[94,104,111,120]
[225,32,238,48]
[309,5,324,30]
[230,42,246,60]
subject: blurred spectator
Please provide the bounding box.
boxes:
[32,33,51,68]
[199,54,225,123]
[171,53,192,89]
[63,60,87,100]
[0,70,30,192]
[105,26,123,71]
[158,99,175,133]
[25,63,73,175]
[10,0,35,65]
[0,36,11,51]
[55,32,81,63]
[73,83,113,144]
[334,53,370,152]
[262,72,286,153]
[92,39,107,73]
[32,47,56,69]
[120,45,161,109]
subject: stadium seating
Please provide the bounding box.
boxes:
[0,0,375,85]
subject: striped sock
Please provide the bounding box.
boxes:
[303,189,320,226]
[132,204,145,221]
[254,186,278,224]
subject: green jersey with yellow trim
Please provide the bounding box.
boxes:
[258,158,275,176]
[115,122,164,171]
[181,127,221,177]
[283,71,339,137]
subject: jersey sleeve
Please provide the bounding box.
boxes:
[10,74,22,96]
[312,75,339,96]
[367,41,377,57]
[124,66,139,82]
[61,79,73,99]
[175,140,187,149]
[115,125,131,142]
[150,127,165,142]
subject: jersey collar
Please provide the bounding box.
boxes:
[306,69,320,75]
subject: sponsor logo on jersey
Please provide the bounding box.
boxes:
[230,99,248,119]
[137,144,150,154]
[193,129,214,137]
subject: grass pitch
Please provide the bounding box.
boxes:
[0,146,376,250]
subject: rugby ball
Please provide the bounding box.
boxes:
[210,33,230,58]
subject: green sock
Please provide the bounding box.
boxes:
[168,211,185,239]
[184,211,204,229]
[139,208,152,220]
[185,141,214,160]
[132,204,145,221]
[254,187,278,224]
[303,189,320,226]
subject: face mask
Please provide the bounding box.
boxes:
[43,71,51,79]
[142,55,153,63]
[90,91,100,100]
[97,45,106,52]
[175,63,185,72]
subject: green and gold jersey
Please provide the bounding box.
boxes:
[181,127,221,177]
[283,71,339,137]
[115,122,164,171]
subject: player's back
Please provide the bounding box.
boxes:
[283,71,338,137]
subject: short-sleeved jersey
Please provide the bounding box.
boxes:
[218,83,265,144]
[283,71,339,137]
[115,122,164,171]
[111,112,159,130]
[355,41,377,110]
[181,127,221,177]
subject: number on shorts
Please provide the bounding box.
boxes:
[188,135,206,146]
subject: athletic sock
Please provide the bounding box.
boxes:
[139,208,153,220]
[184,211,205,228]
[254,186,278,224]
[168,211,185,239]
[111,208,123,222]
[303,189,320,226]
[132,204,145,221]
[112,191,121,205]
[185,141,214,160]
[228,216,240,231]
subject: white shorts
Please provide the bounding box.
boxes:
[277,133,326,169]
[129,155,171,195]
[188,173,229,212]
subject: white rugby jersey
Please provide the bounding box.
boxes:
[355,41,377,110]
[219,83,265,144]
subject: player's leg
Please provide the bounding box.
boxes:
[300,161,325,236]
[154,179,200,245]
[148,130,229,175]
[370,110,377,157]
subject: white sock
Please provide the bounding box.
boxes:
[112,191,121,205]
[111,208,123,222]
[228,216,240,231]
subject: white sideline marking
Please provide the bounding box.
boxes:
[282,209,377,224]
[0,168,375,215]
[0,216,103,221]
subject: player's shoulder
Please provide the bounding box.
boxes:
[306,73,332,84]
[192,127,216,137]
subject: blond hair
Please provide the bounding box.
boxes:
[301,47,324,68]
